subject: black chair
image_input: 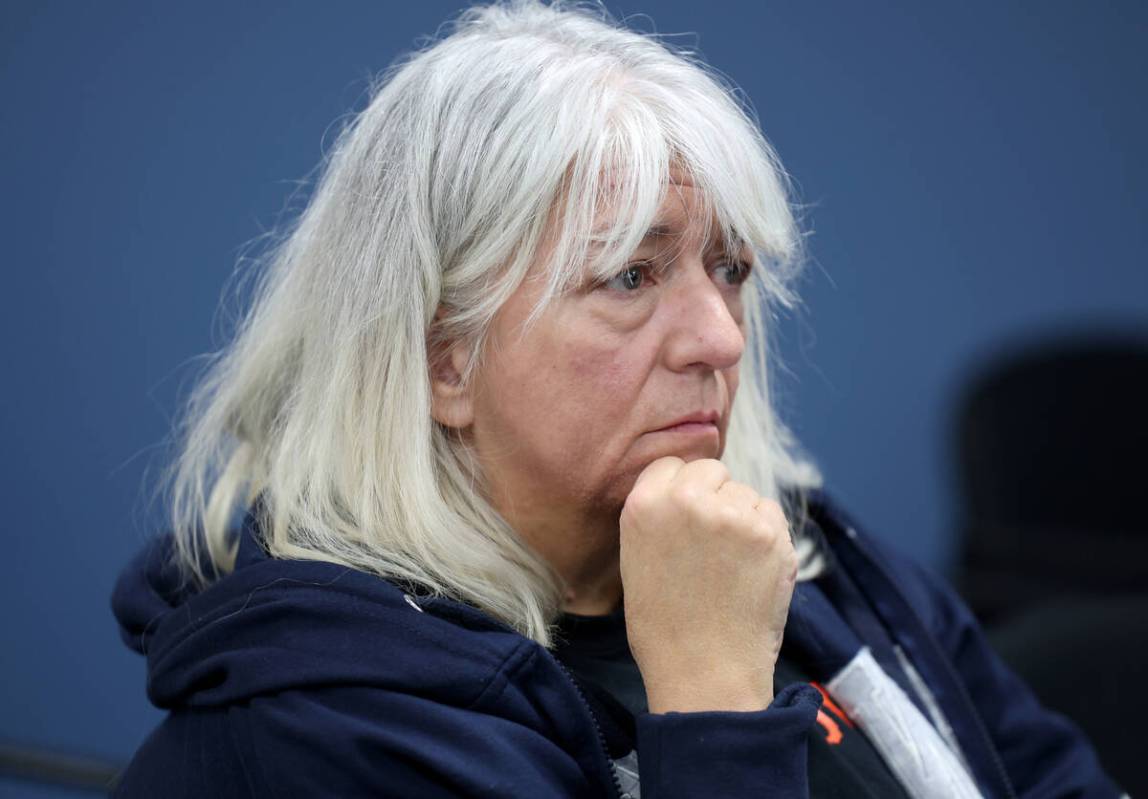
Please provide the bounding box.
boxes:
[987,596,1148,795]
[951,331,1148,794]
[953,333,1148,621]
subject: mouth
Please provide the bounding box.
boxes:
[652,410,721,433]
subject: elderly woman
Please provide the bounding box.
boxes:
[112,2,1120,797]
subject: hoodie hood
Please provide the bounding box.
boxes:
[111,512,528,711]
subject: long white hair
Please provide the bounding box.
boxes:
[163,0,821,647]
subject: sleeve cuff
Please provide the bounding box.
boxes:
[634,682,822,799]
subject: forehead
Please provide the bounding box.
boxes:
[591,173,741,253]
[529,160,760,306]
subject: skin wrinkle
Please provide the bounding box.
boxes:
[446,172,753,615]
[166,2,823,653]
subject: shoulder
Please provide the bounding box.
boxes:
[119,550,600,796]
[804,490,970,637]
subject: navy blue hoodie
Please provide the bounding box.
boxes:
[112,496,1121,797]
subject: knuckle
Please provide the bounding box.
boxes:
[669,482,702,510]
[686,457,727,478]
[784,545,800,580]
[750,513,793,550]
[782,532,798,558]
[749,517,776,541]
[622,487,656,520]
[712,502,744,531]
[756,498,785,520]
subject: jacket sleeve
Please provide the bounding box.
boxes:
[887,550,1124,798]
[227,641,822,798]
[635,682,823,799]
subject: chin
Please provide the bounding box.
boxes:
[600,436,721,504]
[666,437,723,462]
[632,438,722,470]
[676,444,722,462]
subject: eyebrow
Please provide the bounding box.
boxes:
[636,225,751,259]
[583,223,675,245]
[587,222,750,260]
[640,224,677,240]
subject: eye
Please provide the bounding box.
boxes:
[715,260,752,286]
[603,262,650,292]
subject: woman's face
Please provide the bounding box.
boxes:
[456,176,751,527]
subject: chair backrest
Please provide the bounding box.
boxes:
[987,596,1148,796]
[952,333,1148,621]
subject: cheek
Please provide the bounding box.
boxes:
[721,365,740,445]
[558,322,659,425]
[498,330,632,440]
[564,340,631,394]
[523,333,647,475]
[727,364,741,401]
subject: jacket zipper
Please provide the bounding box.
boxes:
[549,653,628,799]
[417,596,628,797]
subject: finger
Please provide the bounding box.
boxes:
[632,456,686,494]
[753,497,789,529]
[753,498,794,550]
[674,458,730,495]
[715,480,762,512]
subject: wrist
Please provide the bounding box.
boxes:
[646,672,775,714]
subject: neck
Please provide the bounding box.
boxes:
[560,548,623,616]
[504,504,624,617]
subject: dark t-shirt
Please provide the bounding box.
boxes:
[553,604,910,798]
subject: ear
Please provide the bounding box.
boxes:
[428,322,475,431]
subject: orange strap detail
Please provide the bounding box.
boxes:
[810,681,856,729]
[815,709,844,745]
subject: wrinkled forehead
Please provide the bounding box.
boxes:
[579,168,751,274]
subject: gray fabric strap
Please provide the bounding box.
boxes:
[827,647,984,799]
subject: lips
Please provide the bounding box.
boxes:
[653,410,720,432]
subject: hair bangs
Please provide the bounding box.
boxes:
[655,79,802,309]
[518,102,671,331]
[525,62,801,328]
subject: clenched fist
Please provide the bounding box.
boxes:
[619,456,798,714]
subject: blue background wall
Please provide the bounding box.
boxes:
[2,0,1145,782]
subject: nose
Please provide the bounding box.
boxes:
[662,265,746,372]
